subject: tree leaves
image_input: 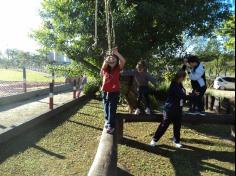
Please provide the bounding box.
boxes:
[33,0,231,78]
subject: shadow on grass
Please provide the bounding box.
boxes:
[184,124,233,140]
[117,167,134,176]
[121,137,235,176]
[33,145,66,160]
[0,97,90,164]
[67,120,103,131]
[77,112,96,118]
[181,138,233,148]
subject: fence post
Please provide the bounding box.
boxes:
[214,97,221,114]
[77,77,84,98]
[23,67,27,93]
[49,83,54,110]
[116,118,124,143]
[210,96,215,111]
[73,79,76,99]
[52,70,55,85]
[205,95,209,110]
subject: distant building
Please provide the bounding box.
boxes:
[47,51,71,64]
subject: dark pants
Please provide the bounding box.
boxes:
[137,86,150,109]
[153,110,182,143]
[190,86,207,111]
[103,92,119,128]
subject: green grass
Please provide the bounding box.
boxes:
[0,98,234,176]
[0,69,65,82]
[0,98,103,176]
[119,123,235,176]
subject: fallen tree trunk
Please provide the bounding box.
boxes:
[117,113,235,125]
[88,128,117,176]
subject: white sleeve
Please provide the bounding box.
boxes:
[189,64,205,81]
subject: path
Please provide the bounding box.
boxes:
[0,91,76,135]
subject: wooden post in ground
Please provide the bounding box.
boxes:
[49,83,54,110]
[214,97,221,114]
[52,70,55,85]
[23,67,27,93]
[205,95,209,110]
[210,96,215,111]
[73,79,76,99]
[116,118,124,143]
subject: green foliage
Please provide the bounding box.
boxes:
[162,71,175,82]
[33,0,230,78]
[47,61,83,78]
[218,15,235,50]
[83,78,100,95]
[194,37,235,78]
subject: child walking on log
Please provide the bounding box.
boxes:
[134,61,157,115]
[150,70,195,148]
[101,48,126,134]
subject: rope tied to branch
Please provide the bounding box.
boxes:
[104,0,116,55]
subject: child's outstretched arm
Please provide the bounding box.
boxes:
[113,48,126,70]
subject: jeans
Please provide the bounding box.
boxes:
[137,86,150,109]
[103,92,120,128]
[153,109,182,143]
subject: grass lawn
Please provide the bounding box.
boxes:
[0,98,234,176]
[0,69,65,82]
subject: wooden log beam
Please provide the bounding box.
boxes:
[88,128,117,176]
[117,113,235,125]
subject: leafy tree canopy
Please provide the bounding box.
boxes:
[33,0,231,78]
[217,14,235,51]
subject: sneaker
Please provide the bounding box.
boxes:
[173,141,182,148]
[187,110,198,115]
[104,123,109,129]
[134,108,141,115]
[145,108,151,115]
[106,127,115,134]
[197,111,206,116]
[150,139,157,147]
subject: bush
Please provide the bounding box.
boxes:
[83,79,100,95]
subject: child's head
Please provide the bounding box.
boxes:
[105,54,119,68]
[173,70,187,83]
[136,60,146,73]
[187,55,200,68]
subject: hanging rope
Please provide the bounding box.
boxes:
[87,0,104,56]
[110,4,116,48]
[104,0,116,55]
[93,0,98,47]
[88,0,116,56]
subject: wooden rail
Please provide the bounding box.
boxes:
[117,113,235,125]
[88,128,118,176]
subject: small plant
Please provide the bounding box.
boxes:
[83,79,100,95]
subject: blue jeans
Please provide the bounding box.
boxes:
[102,92,120,128]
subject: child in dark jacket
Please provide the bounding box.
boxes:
[101,48,126,134]
[134,61,157,115]
[150,70,194,148]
